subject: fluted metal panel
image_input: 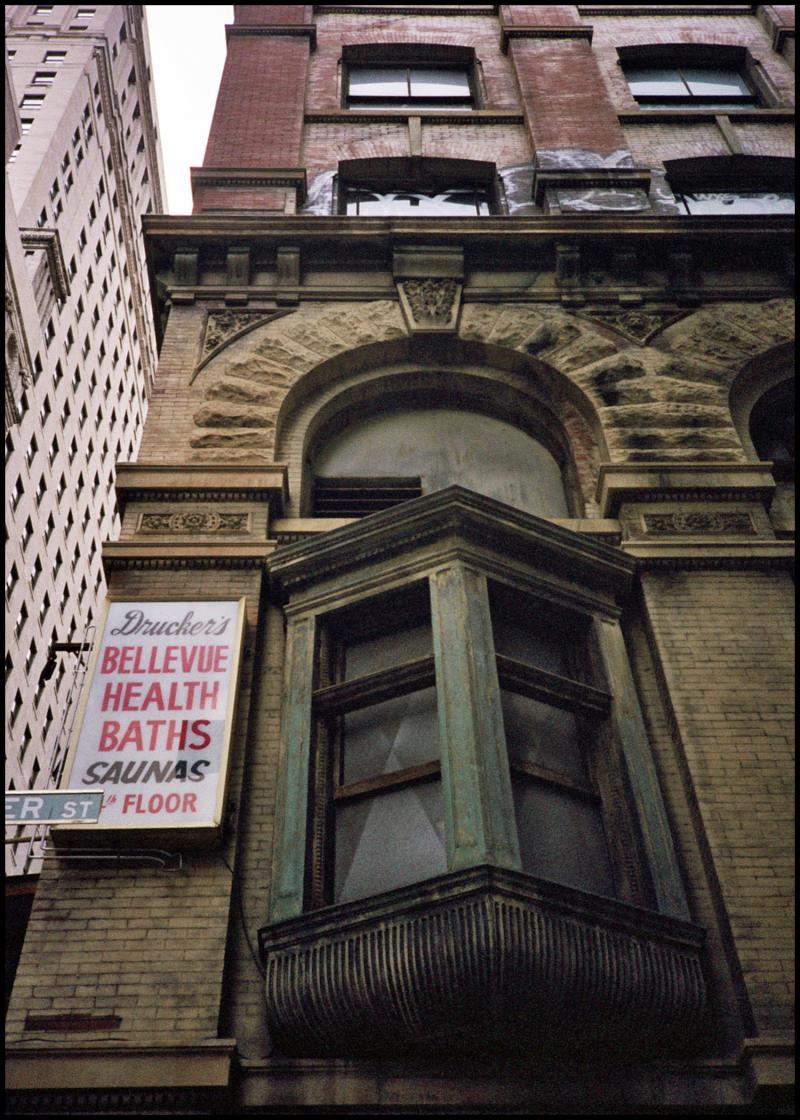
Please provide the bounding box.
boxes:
[260,868,706,1057]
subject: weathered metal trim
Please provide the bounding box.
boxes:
[259,864,706,1058]
[501,25,594,53]
[267,487,635,603]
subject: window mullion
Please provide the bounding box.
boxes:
[430,563,520,873]
[267,612,318,923]
[593,615,691,921]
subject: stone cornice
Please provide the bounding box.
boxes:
[144,213,795,243]
[622,540,795,570]
[226,24,316,50]
[596,462,777,517]
[267,486,635,604]
[532,167,651,205]
[501,25,594,53]
[102,541,274,572]
[18,227,70,304]
[114,463,289,510]
[190,167,308,205]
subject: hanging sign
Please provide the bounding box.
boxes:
[53,599,245,848]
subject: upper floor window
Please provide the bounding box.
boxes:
[625,64,755,107]
[618,44,779,110]
[675,191,794,215]
[344,185,490,217]
[347,65,473,110]
[665,156,794,216]
[338,155,498,217]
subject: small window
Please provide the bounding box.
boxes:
[31,71,57,86]
[44,51,67,65]
[675,191,794,215]
[344,185,491,216]
[347,64,473,110]
[20,119,33,135]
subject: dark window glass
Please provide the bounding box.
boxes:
[344,186,490,216]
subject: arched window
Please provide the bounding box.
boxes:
[749,379,794,480]
[311,405,571,519]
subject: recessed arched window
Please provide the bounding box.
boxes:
[312,406,571,519]
[749,379,794,480]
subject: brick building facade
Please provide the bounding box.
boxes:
[6,5,794,1114]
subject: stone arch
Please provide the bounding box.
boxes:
[729,340,794,462]
[190,296,794,471]
[277,357,599,518]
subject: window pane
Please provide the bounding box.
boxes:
[679,192,795,215]
[501,691,586,782]
[344,621,432,680]
[408,68,470,98]
[349,67,408,97]
[682,67,751,97]
[626,67,687,97]
[335,780,446,902]
[492,615,566,674]
[343,687,439,783]
[512,781,616,897]
[347,188,487,216]
[315,408,570,519]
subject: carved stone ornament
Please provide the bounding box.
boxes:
[138,511,250,534]
[583,307,686,344]
[198,310,282,369]
[643,512,756,536]
[397,278,461,332]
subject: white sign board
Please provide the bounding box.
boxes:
[55,600,244,845]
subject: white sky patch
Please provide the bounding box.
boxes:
[145,5,233,214]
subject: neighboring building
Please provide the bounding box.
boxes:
[4,4,164,882]
[7,5,794,1115]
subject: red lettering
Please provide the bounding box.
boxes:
[100,647,119,674]
[189,720,211,750]
[180,646,197,673]
[118,721,143,751]
[99,721,120,751]
[118,646,135,674]
[120,792,199,815]
[213,647,229,672]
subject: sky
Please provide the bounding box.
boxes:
[145,5,233,215]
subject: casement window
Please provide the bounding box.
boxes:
[309,584,444,906]
[261,489,705,1058]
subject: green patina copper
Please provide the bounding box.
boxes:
[430,564,521,872]
[595,616,691,922]
[267,612,316,922]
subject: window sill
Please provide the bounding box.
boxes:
[618,108,794,122]
[305,109,524,124]
[259,865,706,1058]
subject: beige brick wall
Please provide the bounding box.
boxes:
[6,565,264,1047]
[640,569,795,1036]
